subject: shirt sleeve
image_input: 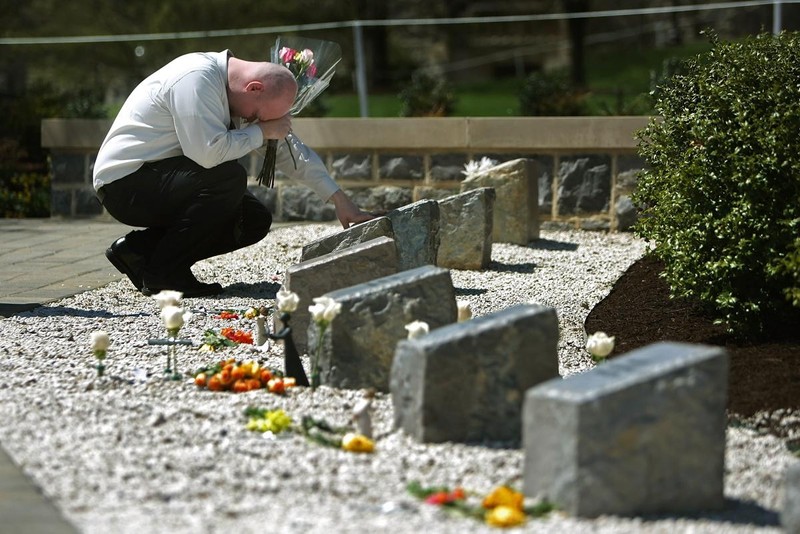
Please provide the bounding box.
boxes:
[275,132,340,201]
[168,70,263,169]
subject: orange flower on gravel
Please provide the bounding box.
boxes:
[231,366,246,381]
[267,378,286,394]
[220,327,253,344]
[207,375,223,391]
[193,359,297,394]
[424,487,465,505]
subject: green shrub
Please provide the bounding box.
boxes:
[518,70,586,116]
[0,139,50,218]
[0,171,51,217]
[398,71,455,117]
[634,31,800,336]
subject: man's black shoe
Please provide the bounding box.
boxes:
[105,237,146,290]
[141,271,223,298]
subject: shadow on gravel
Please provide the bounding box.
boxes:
[9,306,147,319]
[634,498,780,528]
[488,261,537,273]
[529,238,579,252]
[454,287,488,296]
[0,302,41,318]
[222,281,282,298]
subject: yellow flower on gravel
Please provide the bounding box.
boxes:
[246,409,292,434]
[341,432,374,453]
[485,505,526,528]
[482,485,524,511]
[198,343,216,352]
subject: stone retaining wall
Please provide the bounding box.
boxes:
[41,117,649,231]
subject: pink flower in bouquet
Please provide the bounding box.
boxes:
[278,47,317,80]
[280,46,296,64]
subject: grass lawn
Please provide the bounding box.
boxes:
[321,40,714,117]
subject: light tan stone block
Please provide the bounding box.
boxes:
[460,158,539,245]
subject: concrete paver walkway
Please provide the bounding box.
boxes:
[0,218,129,318]
[1,217,130,533]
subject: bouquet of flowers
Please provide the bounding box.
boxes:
[257,36,342,187]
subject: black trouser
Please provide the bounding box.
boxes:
[99,156,271,279]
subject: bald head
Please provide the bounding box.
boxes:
[253,62,297,96]
[227,57,297,123]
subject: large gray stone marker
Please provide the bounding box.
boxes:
[300,199,439,272]
[784,462,800,534]
[386,199,440,271]
[284,236,398,353]
[523,342,728,518]
[311,265,456,392]
[300,216,394,262]
[461,158,539,245]
[391,303,559,443]
[436,187,495,270]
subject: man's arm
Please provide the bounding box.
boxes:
[275,133,374,228]
[170,70,263,168]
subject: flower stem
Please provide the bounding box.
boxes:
[311,324,326,389]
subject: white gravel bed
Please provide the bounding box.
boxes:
[0,222,795,533]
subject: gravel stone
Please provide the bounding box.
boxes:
[0,222,794,533]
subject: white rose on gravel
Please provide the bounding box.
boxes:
[309,296,341,325]
[405,320,429,340]
[586,331,615,359]
[161,305,190,331]
[276,287,300,314]
[152,290,183,309]
[90,331,110,353]
[456,300,472,322]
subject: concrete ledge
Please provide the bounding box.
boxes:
[42,117,652,152]
[41,118,113,149]
[467,117,651,151]
[292,118,469,151]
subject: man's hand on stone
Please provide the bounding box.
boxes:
[330,190,374,229]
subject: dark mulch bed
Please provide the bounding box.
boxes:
[585,254,800,418]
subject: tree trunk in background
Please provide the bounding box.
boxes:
[564,0,588,88]
[670,0,684,45]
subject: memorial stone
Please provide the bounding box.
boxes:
[436,187,495,270]
[523,342,728,517]
[300,216,394,262]
[284,236,398,353]
[310,265,456,392]
[391,303,559,443]
[460,158,539,245]
[386,199,440,271]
